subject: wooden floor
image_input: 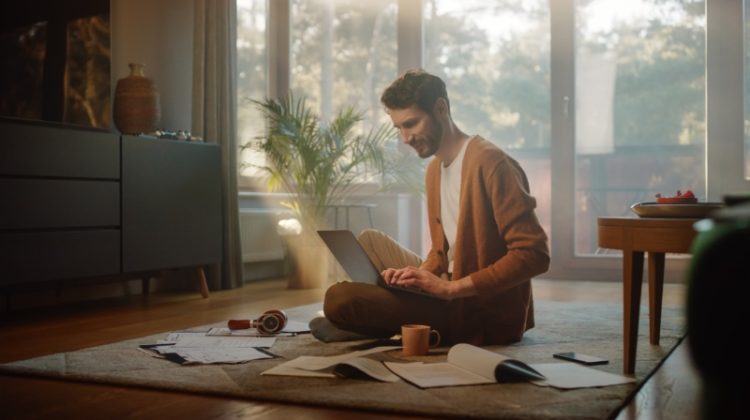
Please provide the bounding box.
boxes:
[0,279,701,419]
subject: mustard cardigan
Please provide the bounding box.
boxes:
[421,136,550,344]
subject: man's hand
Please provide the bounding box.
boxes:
[381,266,477,300]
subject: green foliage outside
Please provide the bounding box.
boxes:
[239,0,705,152]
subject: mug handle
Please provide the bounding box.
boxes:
[429,329,441,348]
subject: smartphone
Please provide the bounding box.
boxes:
[553,352,609,366]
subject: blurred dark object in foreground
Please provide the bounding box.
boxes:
[687,197,750,419]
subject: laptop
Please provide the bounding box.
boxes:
[317,230,438,299]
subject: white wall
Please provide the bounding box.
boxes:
[110,0,194,131]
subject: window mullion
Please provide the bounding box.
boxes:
[549,0,577,275]
[267,0,290,99]
[706,0,748,198]
[397,0,423,72]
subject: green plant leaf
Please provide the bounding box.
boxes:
[249,92,423,229]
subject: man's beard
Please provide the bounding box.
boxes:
[411,116,443,159]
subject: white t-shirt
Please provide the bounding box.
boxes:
[440,136,474,273]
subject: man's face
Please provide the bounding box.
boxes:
[388,104,443,159]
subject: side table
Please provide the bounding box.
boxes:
[597,217,698,374]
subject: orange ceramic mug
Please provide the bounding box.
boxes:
[401,324,441,356]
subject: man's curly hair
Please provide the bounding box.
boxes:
[380,69,450,114]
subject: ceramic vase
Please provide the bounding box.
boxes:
[113,63,160,134]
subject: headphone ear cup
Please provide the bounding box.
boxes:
[257,309,287,334]
[266,309,287,325]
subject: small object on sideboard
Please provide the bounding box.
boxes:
[113,63,161,135]
[153,129,204,142]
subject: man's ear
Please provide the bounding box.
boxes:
[433,97,449,117]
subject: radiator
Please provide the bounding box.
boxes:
[239,209,286,263]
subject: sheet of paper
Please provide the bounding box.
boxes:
[384,362,492,388]
[204,320,309,337]
[283,320,311,333]
[140,343,274,364]
[206,327,295,337]
[164,332,209,341]
[173,347,273,364]
[285,346,400,371]
[138,343,170,358]
[143,330,279,364]
[261,346,400,379]
[261,363,336,378]
[163,334,276,348]
[530,363,636,389]
[446,343,509,381]
[336,357,400,382]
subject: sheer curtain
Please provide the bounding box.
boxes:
[192,0,243,289]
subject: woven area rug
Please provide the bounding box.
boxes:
[0,300,685,419]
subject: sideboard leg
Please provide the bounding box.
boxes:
[197,267,209,298]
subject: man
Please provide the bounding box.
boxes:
[322,69,550,345]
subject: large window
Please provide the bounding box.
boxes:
[574,0,705,255]
[237,0,267,178]
[237,0,749,280]
[238,0,398,179]
[291,0,397,128]
[423,0,551,237]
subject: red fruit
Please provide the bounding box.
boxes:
[655,189,698,204]
[681,190,695,198]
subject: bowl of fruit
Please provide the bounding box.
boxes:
[630,189,724,218]
[655,190,698,205]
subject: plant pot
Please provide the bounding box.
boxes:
[113,63,161,134]
[284,232,330,289]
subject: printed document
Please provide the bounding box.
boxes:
[140,331,277,364]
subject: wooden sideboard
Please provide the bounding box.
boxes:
[0,120,222,291]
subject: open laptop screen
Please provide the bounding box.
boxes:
[317,230,438,299]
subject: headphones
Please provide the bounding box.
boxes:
[227,309,288,335]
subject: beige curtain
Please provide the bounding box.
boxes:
[192,0,243,289]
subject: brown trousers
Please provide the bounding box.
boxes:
[324,229,458,342]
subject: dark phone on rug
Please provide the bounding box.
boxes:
[553,352,609,366]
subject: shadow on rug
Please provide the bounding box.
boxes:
[0,300,685,420]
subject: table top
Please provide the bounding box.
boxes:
[598,217,698,253]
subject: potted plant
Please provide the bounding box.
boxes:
[249,93,419,288]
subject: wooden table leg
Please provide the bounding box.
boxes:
[648,252,665,345]
[623,249,644,375]
[197,267,209,298]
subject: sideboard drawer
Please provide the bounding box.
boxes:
[0,122,119,179]
[0,230,120,284]
[0,179,119,229]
